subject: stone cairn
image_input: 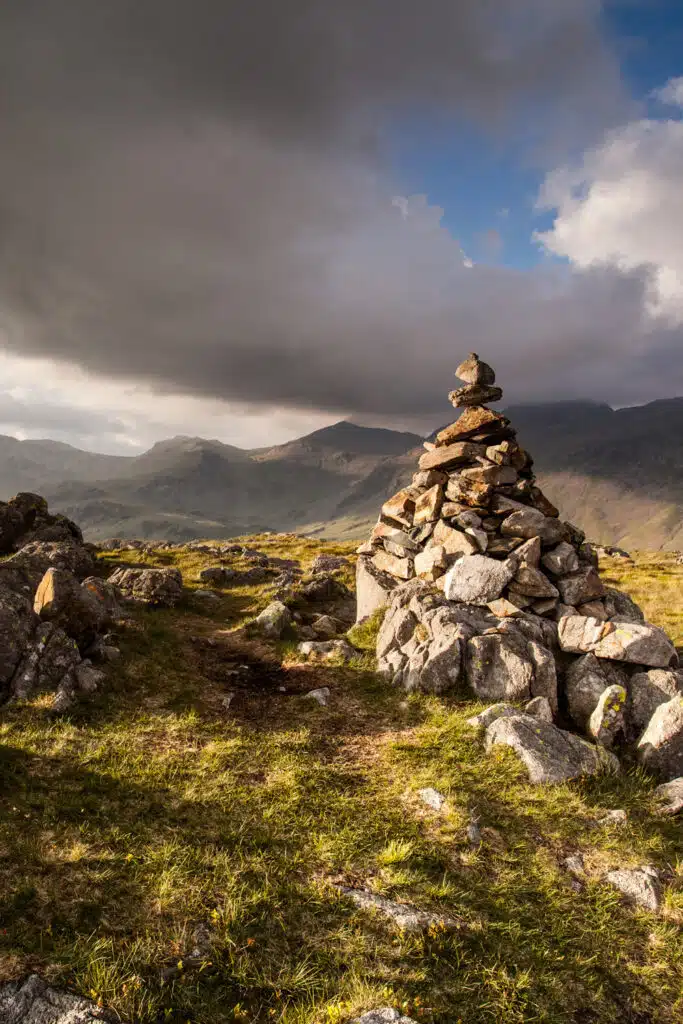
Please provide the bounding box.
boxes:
[356,354,683,785]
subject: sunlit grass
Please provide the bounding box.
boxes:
[0,539,680,1022]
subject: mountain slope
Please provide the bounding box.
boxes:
[3,400,683,546]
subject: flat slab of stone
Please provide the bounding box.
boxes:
[443,554,514,605]
[485,714,619,784]
[337,886,462,932]
[558,615,676,667]
[418,440,486,471]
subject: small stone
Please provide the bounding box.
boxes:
[510,536,542,568]
[431,520,479,560]
[350,1010,418,1024]
[414,545,448,580]
[563,854,586,877]
[449,383,503,407]
[381,488,418,528]
[532,597,559,616]
[436,407,510,446]
[412,469,448,489]
[305,687,330,706]
[337,886,462,933]
[597,809,627,826]
[604,867,661,911]
[418,787,446,810]
[413,484,444,525]
[578,600,608,621]
[455,352,496,385]
[542,542,580,577]
[653,777,683,816]
[371,522,420,552]
[467,702,518,729]
[466,819,482,849]
[418,441,487,472]
[460,464,518,486]
[488,597,523,618]
[254,600,292,639]
[372,549,414,580]
[500,508,566,545]
[298,639,358,664]
[525,696,554,722]
[512,565,559,598]
[557,568,606,606]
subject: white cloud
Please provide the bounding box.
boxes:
[536,79,683,323]
[653,76,683,108]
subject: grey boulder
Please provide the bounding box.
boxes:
[637,695,683,780]
[443,554,514,604]
[485,714,619,784]
[253,600,292,639]
[653,777,683,816]
[604,866,661,912]
[558,615,676,668]
[0,974,108,1023]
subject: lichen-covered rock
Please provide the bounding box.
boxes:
[485,714,619,784]
[637,695,683,780]
[467,702,519,729]
[558,615,676,667]
[107,566,183,607]
[525,695,554,722]
[198,565,228,584]
[34,569,117,648]
[588,684,627,749]
[9,622,81,702]
[253,600,292,639]
[564,653,628,730]
[310,554,349,574]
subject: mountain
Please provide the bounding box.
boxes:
[2,399,683,547]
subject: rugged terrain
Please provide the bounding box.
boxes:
[0,530,681,1024]
[2,396,683,547]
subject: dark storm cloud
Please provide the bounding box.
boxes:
[2,0,675,426]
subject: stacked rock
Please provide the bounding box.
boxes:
[356,355,682,785]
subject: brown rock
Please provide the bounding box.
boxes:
[413,484,443,525]
[460,463,518,486]
[513,565,560,598]
[414,546,448,580]
[449,383,502,407]
[444,475,493,509]
[381,488,418,528]
[455,352,496,385]
[418,441,487,471]
[487,537,524,555]
[412,469,448,489]
[578,600,609,621]
[436,407,509,446]
[372,549,414,580]
[371,522,420,553]
[557,568,606,606]
[488,597,524,617]
[431,520,479,559]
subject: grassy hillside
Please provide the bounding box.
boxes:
[0,543,681,1023]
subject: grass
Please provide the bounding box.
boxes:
[598,550,683,647]
[0,538,681,1023]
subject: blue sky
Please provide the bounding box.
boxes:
[391,0,683,271]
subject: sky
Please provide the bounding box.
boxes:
[0,1,683,453]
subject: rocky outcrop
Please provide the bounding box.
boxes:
[364,355,683,783]
[0,493,83,555]
[107,566,183,607]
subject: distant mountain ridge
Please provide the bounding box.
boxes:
[1,398,683,548]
